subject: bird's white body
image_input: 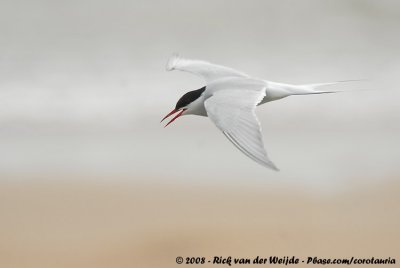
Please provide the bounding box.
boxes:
[165,54,344,170]
[184,78,308,117]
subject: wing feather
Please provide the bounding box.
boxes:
[166,54,248,83]
[204,89,279,171]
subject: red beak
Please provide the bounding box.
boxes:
[161,109,186,127]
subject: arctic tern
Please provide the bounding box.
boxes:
[162,54,351,171]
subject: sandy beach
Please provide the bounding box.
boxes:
[0,177,398,268]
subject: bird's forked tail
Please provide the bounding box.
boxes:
[293,80,362,95]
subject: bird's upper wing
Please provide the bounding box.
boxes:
[204,88,279,170]
[166,54,249,83]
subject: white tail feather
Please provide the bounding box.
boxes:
[294,79,363,95]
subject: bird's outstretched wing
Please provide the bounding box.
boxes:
[166,54,248,83]
[204,88,279,171]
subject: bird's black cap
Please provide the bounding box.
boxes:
[175,86,206,110]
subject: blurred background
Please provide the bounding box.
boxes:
[0,0,399,267]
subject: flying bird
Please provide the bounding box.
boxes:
[162,54,350,171]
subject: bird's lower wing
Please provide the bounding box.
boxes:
[204,89,279,171]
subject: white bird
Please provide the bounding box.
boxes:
[162,54,350,171]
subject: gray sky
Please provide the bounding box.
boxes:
[0,0,399,189]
